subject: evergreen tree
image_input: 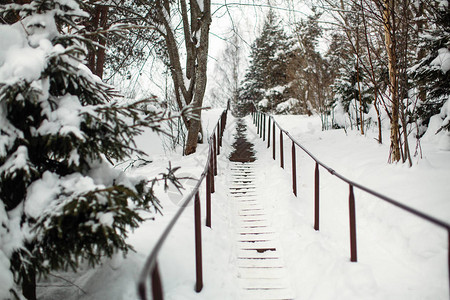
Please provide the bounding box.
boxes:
[410,0,450,134]
[331,62,373,129]
[288,12,330,116]
[0,1,179,298]
[239,10,293,113]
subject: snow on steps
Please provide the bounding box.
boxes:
[230,162,295,300]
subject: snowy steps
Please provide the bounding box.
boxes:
[230,162,294,300]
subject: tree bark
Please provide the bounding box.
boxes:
[86,5,108,79]
[383,0,401,162]
[184,0,211,155]
[153,0,211,155]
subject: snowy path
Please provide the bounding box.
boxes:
[227,118,295,300]
[230,162,294,300]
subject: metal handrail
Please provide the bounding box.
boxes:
[251,108,449,291]
[138,109,228,300]
[275,117,450,230]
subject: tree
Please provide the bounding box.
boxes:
[141,0,212,155]
[239,10,294,114]
[288,11,331,118]
[410,0,450,134]
[0,1,179,298]
[209,28,243,116]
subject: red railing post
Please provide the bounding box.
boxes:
[314,163,320,231]
[210,146,215,193]
[221,111,227,136]
[256,112,260,135]
[349,185,357,262]
[206,165,212,228]
[267,117,271,148]
[217,126,220,155]
[220,117,224,147]
[259,113,263,138]
[263,114,266,141]
[194,192,203,292]
[213,134,217,176]
[292,141,297,197]
[151,262,163,300]
[272,121,276,160]
[280,130,284,169]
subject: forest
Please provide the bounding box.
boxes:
[0,0,449,299]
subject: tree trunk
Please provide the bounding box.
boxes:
[183,0,211,155]
[383,0,401,162]
[86,5,108,79]
[185,116,202,155]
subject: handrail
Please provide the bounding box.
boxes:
[251,108,450,291]
[277,117,450,230]
[138,109,228,300]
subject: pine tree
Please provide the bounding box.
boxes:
[239,10,293,113]
[410,0,450,134]
[0,1,179,298]
[288,12,330,116]
[331,63,373,129]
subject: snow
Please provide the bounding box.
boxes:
[38,94,86,140]
[0,31,46,83]
[276,98,299,114]
[431,48,450,74]
[33,110,449,300]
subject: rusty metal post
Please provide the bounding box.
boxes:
[263,114,266,141]
[221,111,227,136]
[151,262,163,300]
[256,112,260,135]
[272,122,276,160]
[292,141,297,197]
[349,185,357,262]
[194,192,203,292]
[213,134,217,176]
[280,130,284,169]
[259,113,263,138]
[267,117,271,148]
[220,117,224,147]
[206,165,212,228]
[210,147,215,194]
[314,163,320,231]
[217,126,220,155]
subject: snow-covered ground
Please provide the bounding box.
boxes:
[38,111,449,300]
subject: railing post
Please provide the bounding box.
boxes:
[194,192,203,292]
[259,113,263,138]
[221,112,227,137]
[263,114,266,141]
[213,134,217,176]
[206,165,212,228]
[210,146,215,193]
[256,112,260,135]
[217,126,220,156]
[220,116,224,147]
[151,262,163,300]
[292,141,297,197]
[267,117,271,148]
[314,163,320,231]
[280,130,284,169]
[272,121,276,160]
[349,185,357,262]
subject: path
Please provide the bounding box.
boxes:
[229,119,294,300]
